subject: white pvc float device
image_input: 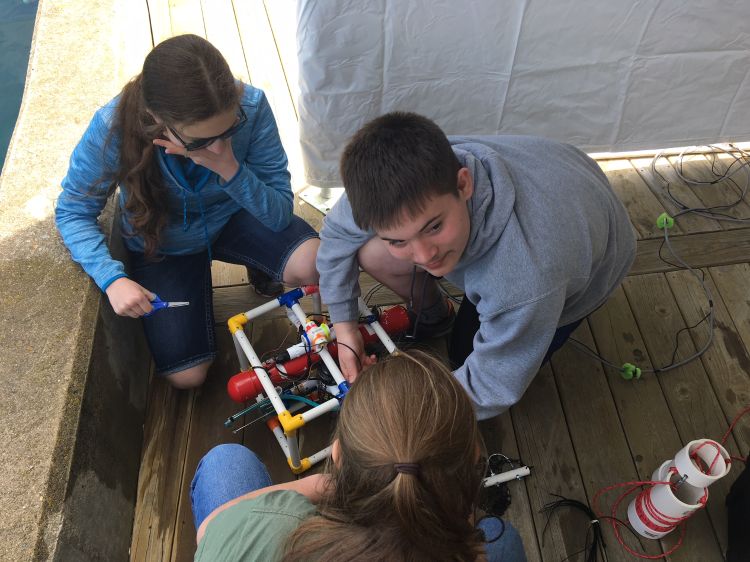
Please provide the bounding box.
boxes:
[627,438,731,539]
[672,439,730,488]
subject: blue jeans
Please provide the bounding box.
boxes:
[129,210,317,375]
[191,444,527,562]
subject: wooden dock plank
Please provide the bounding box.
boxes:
[622,274,730,559]
[703,150,750,224]
[550,323,662,559]
[168,0,205,37]
[213,284,266,327]
[707,263,750,367]
[130,378,195,562]
[117,0,155,80]
[668,154,750,228]
[169,329,246,562]
[668,267,750,447]
[147,0,173,46]
[233,0,304,190]
[631,156,723,235]
[587,287,686,476]
[211,262,248,287]
[263,0,300,118]
[202,0,251,83]
[599,159,683,239]
[665,268,748,553]
[702,264,750,454]
[631,229,750,276]
[295,197,325,232]
[511,364,590,561]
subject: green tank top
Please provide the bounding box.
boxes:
[195,490,316,561]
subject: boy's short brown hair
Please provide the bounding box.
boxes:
[340,112,462,231]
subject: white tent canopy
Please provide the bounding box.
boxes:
[297,0,750,187]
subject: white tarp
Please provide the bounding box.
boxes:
[297,0,750,187]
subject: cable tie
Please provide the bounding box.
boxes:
[656,213,675,230]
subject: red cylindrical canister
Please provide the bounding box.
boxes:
[227,364,284,403]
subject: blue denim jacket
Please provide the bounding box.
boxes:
[55,84,293,291]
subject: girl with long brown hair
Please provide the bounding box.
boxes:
[56,34,319,389]
[190,350,527,561]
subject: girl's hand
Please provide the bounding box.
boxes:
[105,278,156,318]
[153,137,240,182]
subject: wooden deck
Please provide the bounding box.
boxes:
[129,2,749,561]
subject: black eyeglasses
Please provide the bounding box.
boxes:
[168,106,248,151]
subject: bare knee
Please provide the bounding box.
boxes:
[283,237,320,286]
[357,238,439,305]
[357,238,414,279]
[165,360,212,389]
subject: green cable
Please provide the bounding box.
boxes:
[224,397,273,427]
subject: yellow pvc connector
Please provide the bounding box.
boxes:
[287,456,312,474]
[278,410,305,433]
[228,313,248,334]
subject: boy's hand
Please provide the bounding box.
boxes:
[334,322,376,383]
[153,137,240,182]
[105,278,156,318]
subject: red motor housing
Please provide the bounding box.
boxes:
[227,361,284,403]
[375,304,411,338]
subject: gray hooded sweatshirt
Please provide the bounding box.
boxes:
[317,135,636,419]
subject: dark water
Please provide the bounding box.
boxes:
[0,0,38,171]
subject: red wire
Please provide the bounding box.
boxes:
[720,404,750,463]
[690,440,724,474]
[594,477,697,559]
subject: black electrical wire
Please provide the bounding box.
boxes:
[540,495,617,562]
[335,339,363,370]
[653,144,750,223]
[569,222,715,377]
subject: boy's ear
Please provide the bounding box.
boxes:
[457,167,474,201]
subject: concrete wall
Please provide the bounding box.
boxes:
[0,1,154,560]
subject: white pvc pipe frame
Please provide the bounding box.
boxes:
[231,290,399,473]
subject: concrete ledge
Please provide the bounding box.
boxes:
[0,1,153,560]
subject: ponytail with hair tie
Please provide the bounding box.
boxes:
[283,350,485,562]
[393,463,420,477]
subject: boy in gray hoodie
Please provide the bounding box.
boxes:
[316,112,636,419]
